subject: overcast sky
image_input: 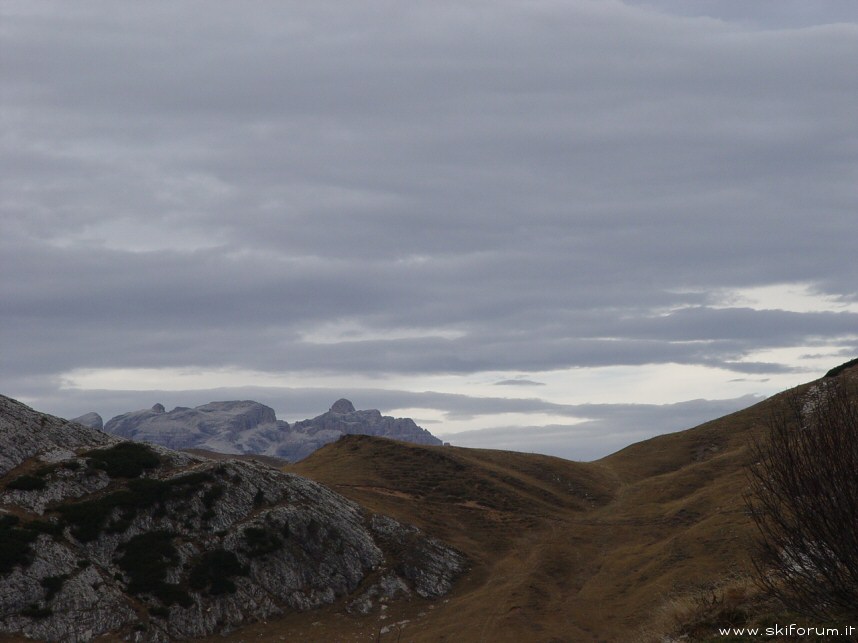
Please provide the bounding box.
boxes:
[2,0,857,460]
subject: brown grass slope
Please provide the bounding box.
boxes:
[210,367,858,642]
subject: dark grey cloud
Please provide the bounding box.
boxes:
[2,1,857,456]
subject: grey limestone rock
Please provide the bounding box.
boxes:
[71,412,103,431]
[105,400,281,452]
[0,395,115,478]
[330,398,356,414]
[103,398,442,462]
[0,394,465,642]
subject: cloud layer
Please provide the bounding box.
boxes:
[2,1,856,457]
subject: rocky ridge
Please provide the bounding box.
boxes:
[0,394,464,642]
[104,399,442,461]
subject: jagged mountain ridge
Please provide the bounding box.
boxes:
[102,398,442,461]
[0,394,464,642]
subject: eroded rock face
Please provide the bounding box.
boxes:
[330,398,357,414]
[0,396,115,478]
[0,395,466,642]
[104,400,280,453]
[70,413,103,431]
[103,399,442,462]
[283,399,442,460]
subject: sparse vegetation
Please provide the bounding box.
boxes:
[746,380,858,620]
[55,470,217,541]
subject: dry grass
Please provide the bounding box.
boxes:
[203,369,858,642]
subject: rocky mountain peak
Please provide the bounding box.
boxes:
[330,398,356,414]
[71,412,104,431]
[151,403,166,413]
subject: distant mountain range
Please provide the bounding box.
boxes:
[77,399,442,461]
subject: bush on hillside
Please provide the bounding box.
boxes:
[86,442,161,478]
[745,380,858,619]
[5,475,46,491]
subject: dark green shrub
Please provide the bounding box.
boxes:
[189,549,246,595]
[105,517,133,534]
[156,583,193,608]
[25,519,62,536]
[825,357,858,378]
[253,489,266,507]
[242,526,283,558]
[85,443,161,478]
[0,515,19,529]
[20,604,51,619]
[56,493,128,542]
[117,531,191,607]
[0,519,38,574]
[170,471,214,488]
[40,574,69,600]
[202,484,224,509]
[6,475,46,491]
[33,463,60,477]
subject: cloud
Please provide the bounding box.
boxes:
[494,379,545,387]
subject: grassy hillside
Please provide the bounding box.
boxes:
[206,366,858,642]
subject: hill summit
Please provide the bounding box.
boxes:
[103,399,441,461]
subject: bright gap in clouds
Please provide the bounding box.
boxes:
[712,283,858,314]
[56,279,855,439]
[57,359,830,436]
[299,321,466,344]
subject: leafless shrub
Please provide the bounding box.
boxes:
[745,380,858,619]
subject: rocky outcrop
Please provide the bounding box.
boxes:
[71,413,103,431]
[0,397,115,478]
[283,399,442,461]
[103,399,442,462]
[0,394,465,642]
[105,401,280,453]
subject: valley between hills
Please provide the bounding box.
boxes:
[211,364,858,642]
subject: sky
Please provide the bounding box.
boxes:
[2,0,857,461]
